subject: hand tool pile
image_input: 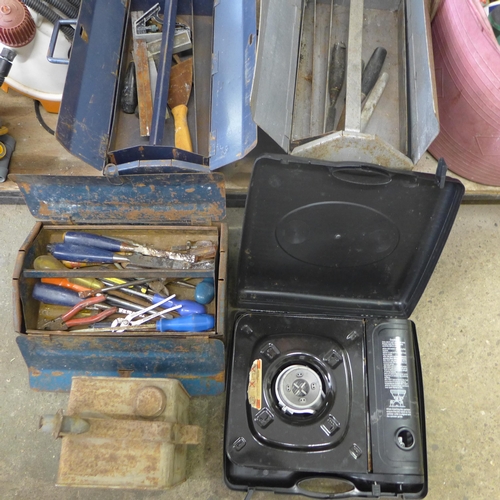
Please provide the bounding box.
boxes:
[329,45,389,133]
[29,231,217,335]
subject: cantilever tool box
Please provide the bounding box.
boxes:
[53,0,256,173]
[10,0,257,394]
[11,172,227,395]
[252,0,438,170]
[224,155,464,498]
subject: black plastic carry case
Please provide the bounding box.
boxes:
[224,155,464,498]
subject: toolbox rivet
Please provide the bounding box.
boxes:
[134,386,167,418]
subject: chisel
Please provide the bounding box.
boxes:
[48,243,192,270]
[63,231,196,262]
[324,42,346,133]
[336,46,387,131]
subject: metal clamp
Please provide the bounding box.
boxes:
[47,19,77,64]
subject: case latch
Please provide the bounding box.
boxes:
[435,158,448,189]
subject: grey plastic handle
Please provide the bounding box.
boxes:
[47,19,77,64]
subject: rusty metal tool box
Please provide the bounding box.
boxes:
[54,0,256,173]
[11,172,227,395]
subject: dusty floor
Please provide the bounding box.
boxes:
[0,201,499,500]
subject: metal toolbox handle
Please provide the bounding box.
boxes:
[47,19,77,64]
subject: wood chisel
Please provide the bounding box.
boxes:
[324,42,346,133]
[336,46,387,131]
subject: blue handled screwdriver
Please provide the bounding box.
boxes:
[99,278,206,316]
[63,231,195,262]
[67,313,216,333]
[48,243,191,270]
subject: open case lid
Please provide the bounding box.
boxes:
[11,173,225,225]
[236,155,463,318]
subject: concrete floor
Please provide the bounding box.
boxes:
[0,201,499,500]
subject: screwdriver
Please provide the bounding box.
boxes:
[63,231,196,262]
[48,243,192,270]
[99,278,206,316]
[34,255,103,290]
[194,278,214,305]
[33,283,156,313]
[68,313,215,333]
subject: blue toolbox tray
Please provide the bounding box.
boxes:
[55,0,257,173]
[11,173,227,395]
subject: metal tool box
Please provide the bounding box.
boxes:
[11,172,227,395]
[252,0,438,171]
[224,155,464,498]
[54,0,256,173]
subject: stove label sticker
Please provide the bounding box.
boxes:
[248,359,262,410]
[382,337,411,419]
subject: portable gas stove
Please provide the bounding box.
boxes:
[224,155,464,498]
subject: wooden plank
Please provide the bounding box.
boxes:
[2,83,500,203]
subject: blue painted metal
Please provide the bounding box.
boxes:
[16,335,225,395]
[11,173,225,224]
[150,0,179,146]
[56,0,256,171]
[109,145,207,167]
[106,159,209,175]
[209,0,257,169]
[56,0,127,170]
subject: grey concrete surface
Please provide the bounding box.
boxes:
[0,202,499,500]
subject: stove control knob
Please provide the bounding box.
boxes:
[275,364,325,415]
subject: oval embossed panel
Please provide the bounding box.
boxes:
[275,202,400,268]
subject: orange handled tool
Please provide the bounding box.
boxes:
[41,277,93,293]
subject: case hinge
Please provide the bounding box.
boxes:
[190,215,211,226]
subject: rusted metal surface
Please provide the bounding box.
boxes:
[134,38,154,138]
[17,335,225,394]
[49,377,201,489]
[168,58,193,110]
[292,130,414,170]
[11,173,226,224]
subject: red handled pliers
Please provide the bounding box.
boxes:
[42,296,117,331]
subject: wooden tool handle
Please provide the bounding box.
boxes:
[172,104,193,152]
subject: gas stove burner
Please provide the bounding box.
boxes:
[225,312,427,499]
[274,364,324,415]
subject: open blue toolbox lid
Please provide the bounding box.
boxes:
[56,0,257,172]
[237,155,464,318]
[12,172,226,395]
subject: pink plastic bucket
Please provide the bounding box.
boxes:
[429,0,500,185]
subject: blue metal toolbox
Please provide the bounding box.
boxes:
[9,0,258,394]
[11,172,227,395]
[54,0,256,173]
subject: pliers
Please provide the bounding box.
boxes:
[42,296,118,331]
